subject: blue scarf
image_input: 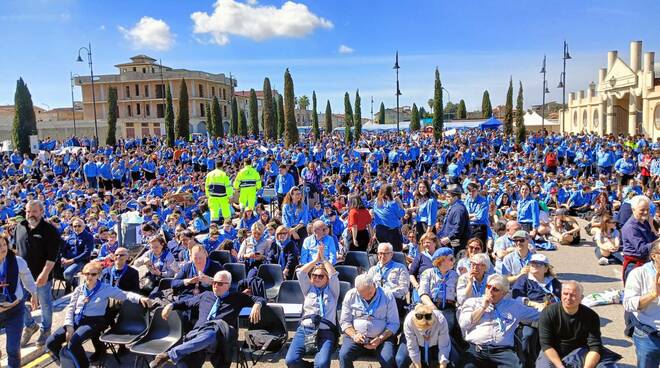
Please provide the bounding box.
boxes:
[359,287,384,316]
[431,269,450,308]
[207,291,230,320]
[376,261,394,286]
[150,249,170,271]
[311,285,327,318]
[109,265,128,287]
[472,276,487,297]
[75,282,103,325]
[0,252,18,303]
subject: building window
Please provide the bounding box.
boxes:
[212,86,216,97]
[125,86,130,98]
[151,67,155,73]
[655,105,660,130]
[573,112,577,127]
[157,104,165,118]
[224,105,227,118]
[127,105,132,117]
[142,127,150,137]
[144,85,149,97]
[593,110,599,128]
[142,67,146,73]
[133,67,136,72]
[153,123,162,136]
[200,103,205,117]
[156,84,165,99]
[199,84,204,98]
[135,84,140,96]
[136,103,141,116]
[126,127,135,138]
[222,89,226,100]
[146,104,151,117]
[582,111,587,129]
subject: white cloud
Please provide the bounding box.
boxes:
[190,0,333,45]
[99,25,106,31]
[118,16,175,51]
[338,44,354,54]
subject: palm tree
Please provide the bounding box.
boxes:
[298,95,310,111]
[427,98,434,113]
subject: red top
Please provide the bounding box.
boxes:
[348,208,372,231]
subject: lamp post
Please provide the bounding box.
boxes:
[557,41,571,132]
[370,96,374,124]
[76,42,98,145]
[442,87,450,120]
[70,72,80,136]
[540,55,549,130]
[393,51,401,132]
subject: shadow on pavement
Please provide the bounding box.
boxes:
[556,272,620,284]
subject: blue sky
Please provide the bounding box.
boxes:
[1,0,659,115]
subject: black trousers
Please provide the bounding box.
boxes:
[375,225,403,252]
[468,224,488,247]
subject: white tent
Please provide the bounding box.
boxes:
[523,111,560,132]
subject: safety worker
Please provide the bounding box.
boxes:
[205,161,233,223]
[233,158,262,210]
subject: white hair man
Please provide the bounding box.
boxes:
[622,195,659,282]
[366,242,410,300]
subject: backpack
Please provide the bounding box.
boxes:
[245,329,287,353]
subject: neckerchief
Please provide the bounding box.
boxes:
[422,251,433,260]
[517,251,532,268]
[311,285,327,318]
[376,261,394,287]
[207,291,230,321]
[492,305,506,332]
[422,328,431,364]
[0,252,18,302]
[360,287,384,317]
[110,265,128,287]
[432,268,449,308]
[75,282,103,325]
[276,241,287,270]
[472,276,487,297]
[150,249,170,271]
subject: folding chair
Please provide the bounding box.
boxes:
[99,300,149,367]
[223,263,246,292]
[129,307,183,368]
[257,264,284,300]
[335,265,359,287]
[343,251,371,273]
[276,280,304,304]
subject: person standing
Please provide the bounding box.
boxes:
[205,161,233,224]
[233,158,262,210]
[465,182,489,247]
[372,185,406,252]
[438,184,470,254]
[274,164,295,209]
[19,200,60,347]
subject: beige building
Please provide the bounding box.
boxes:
[561,41,660,138]
[75,55,235,139]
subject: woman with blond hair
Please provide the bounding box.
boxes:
[409,233,439,304]
[594,214,621,266]
[395,304,457,368]
[282,186,310,243]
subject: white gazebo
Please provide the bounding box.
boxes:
[524,111,560,132]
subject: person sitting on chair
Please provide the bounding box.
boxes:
[237,222,272,279]
[456,253,493,305]
[395,304,457,368]
[133,235,178,295]
[285,243,339,368]
[151,270,264,368]
[99,247,139,292]
[419,247,459,333]
[339,273,400,368]
[366,242,410,316]
[171,245,223,299]
[266,225,299,280]
[46,262,151,368]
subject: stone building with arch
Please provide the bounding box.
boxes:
[560,41,660,139]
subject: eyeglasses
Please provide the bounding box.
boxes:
[213,281,229,286]
[415,313,433,321]
[73,224,83,228]
[513,239,526,243]
[311,273,327,279]
[83,272,98,277]
[486,284,501,292]
[468,246,482,251]
[115,254,128,258]
[470,262,484,268]
[529,261,546,267]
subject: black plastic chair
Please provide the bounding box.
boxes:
[392,251,406,265]
[129,306,183,368]
[238,305,288,368]
[257,264,285,300]
[337,281,352,321]
[99,301,149,365]
[335,265,359,287]
[344,251,371,272]
[223,263,246,292]
[209,250,232,265]
[276,280,304,304]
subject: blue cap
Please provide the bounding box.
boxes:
[432,247,454,261]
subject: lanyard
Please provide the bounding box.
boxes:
[518,251,532,268]
[377,261,393,286]
[432,269,449,308]
[75,282,102,325]
[110,265,128,286]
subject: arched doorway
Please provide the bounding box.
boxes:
[592,109,599,131]
[582,111,588,131]
[196,121,207,134]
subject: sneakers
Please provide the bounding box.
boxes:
[20,324,39,347]
[35,329,51,347]
[149,353,172,368]
[598,257,610,266]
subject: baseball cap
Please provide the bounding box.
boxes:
[530,254,550,265]
[512,230,529,239]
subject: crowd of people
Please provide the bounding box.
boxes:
[1,128,660,368]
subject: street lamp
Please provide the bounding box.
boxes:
[557,41,571,131]
[441,87,451,120]
[76,42,98,145]
[540,55,549,129]
[70,72,80,136]
[393,51,401,132]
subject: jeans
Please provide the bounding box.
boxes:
[463,344,521,368]
[63,262,84,287]
[535,346,621,368]
[46,322,105,368]
[515,324,540,368]
[0,302,25,368]
[285,326,336,368]
[633,327,660,368]
[24,280,53,332]
[339,335,396,368]
[395,336,460,368]
[168,328,217,364]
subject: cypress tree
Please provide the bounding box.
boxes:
[504,77,514,136]
[277,94,285,139]
[344,92,353,144]
[262,78,275,140]
[354,89,362,141]
[106,87,118,146]
[205,102,213,137]
[482,90,493,118]
[239,108,248,137]
[324,100,332,133]
[410,103,420,131]
[284,68,298,147]
[516,81,526,144]
[419,106,427,119]
[311,91,320,140]
[432,68,443,141]
[176,78,190,139]
[12,78,37,154]
[457,99,467,119]
[230,96,239,136]
[165,84,175,147]
[211,96,222,137]
[378,102,385,124]
[248,88,259,137]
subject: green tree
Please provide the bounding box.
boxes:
[432,67,443,141]
[410,103,420,131]
[504,77,514,136]
[11,78,37,154]
[354,89,362,141]
[516,81,526,144]
[105,87,118,146]
[444,101,457,119]
[248,89,259,137]
[298,95,310,111]
[239,108,248,137]
[230,96,239,136]
[277,94,285,139]
[205,102,213,137]
[165,85,175,147]
[378,102,385,124]
[419,106,427,119]
[211,96,223,137]
[344,92,353,144]
[311,91,320,140]
[176,78,190,139]
[262,78,275,140]
[482,90,493,118]
[284,68,299,146]
[457,99,467,119]
[324,100,332,133]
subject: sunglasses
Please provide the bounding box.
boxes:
[115,254,128,258]
[311,273,327,279]
[415,313,433,321]
[513,239,526,243]
[83,272,98,277]
[213,281,229,286]
[530,261,547,267]
[486,284,501,292]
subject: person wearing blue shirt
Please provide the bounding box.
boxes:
[410,180,438,241]
[567,185,593,216]
[61,219,95,289]
[447,159,462,184]
[372,185,406,251]
[517,184,540,234]
[465,182,489,246]
[615,151,637,194]
[438,184,470,253]
[300,220,338,265]
[275,165,295,208]
[82,158,99,189]
[282,187,311,241]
